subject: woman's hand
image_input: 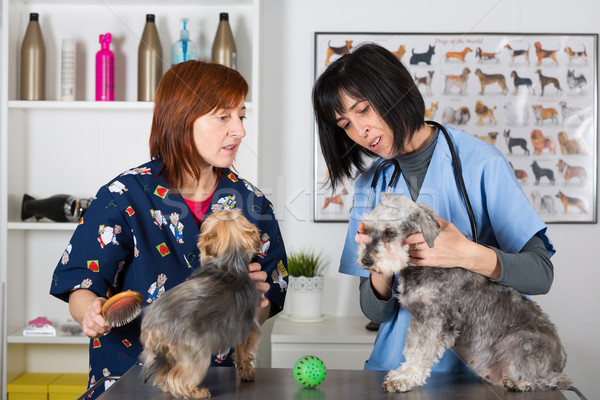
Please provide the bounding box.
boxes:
[69,289,111,338]
[248,262,271,323]
[82,297,111,338]
[355,222,370,245]
[403,216,500,279]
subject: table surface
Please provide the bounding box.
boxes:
[98,364,576,400]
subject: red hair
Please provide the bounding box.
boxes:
[149,61,248,189]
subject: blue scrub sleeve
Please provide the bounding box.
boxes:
[480,156,555,256]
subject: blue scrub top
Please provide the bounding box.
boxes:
[339,125,554,372]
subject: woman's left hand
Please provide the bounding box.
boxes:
[404,217,476,269]
[403,217,500,279]
[248,262,270,309]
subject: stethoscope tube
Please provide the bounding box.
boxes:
[366,121,478,243]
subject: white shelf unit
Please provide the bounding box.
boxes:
[0,0,261,397]
[271,316,377,371]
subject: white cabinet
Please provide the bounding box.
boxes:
[0,0,261,396]
[271,316,377,370]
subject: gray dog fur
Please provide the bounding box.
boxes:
[358,193,571,393]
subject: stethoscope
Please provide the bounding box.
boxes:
[366,120,478,243]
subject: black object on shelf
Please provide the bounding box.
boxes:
[21,194,92,222]
[365,321,380,331]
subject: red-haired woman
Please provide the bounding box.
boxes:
[50,61,288,399]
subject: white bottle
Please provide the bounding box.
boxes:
[60,39,76,101]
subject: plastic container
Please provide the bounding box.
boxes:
[96,33,114,101]
[7,372,61,400]
[138,14,162,101]
[48,373,89,400]
[171,18,198,66]
[60,39,76,101]
[20,12,46,100]
[211,12,237,69]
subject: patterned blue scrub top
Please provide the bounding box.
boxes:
[50,159,288,398]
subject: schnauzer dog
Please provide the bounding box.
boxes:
[140,208,263,398]
[358,193,571,393]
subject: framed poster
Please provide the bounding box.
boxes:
[314,32,597,223]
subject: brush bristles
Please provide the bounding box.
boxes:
[104,298,142,327]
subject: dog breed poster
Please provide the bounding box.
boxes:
[314,32,597,223]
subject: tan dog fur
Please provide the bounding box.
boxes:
[530,129,557,155]
[474,100,497,125]
[556,159,586,184]
[556,191,586,214]
[557,131,586,155]
[444,67,471,95]
[532,105,558,125]
[534,42,560,66]
[475,68,509,95]
[445,47,472,62]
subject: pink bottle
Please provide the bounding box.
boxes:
[96,33,114,101]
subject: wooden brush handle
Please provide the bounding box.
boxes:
[102,290,143,317]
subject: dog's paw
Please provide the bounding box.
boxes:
[238,366,256,382]
[382,375,414,393]
[178,387,211,399]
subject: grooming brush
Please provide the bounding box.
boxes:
[101,290,143,327]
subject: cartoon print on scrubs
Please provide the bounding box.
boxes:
[150,209,167,229]
[168,212,184,243]
[50,159,288,400]
[215,349,231,363]
[146,273,167,303]
[121,166,151,176]
[211,195,236,212]
[271,260,289,292]
[87,374,96,398]
[97,225,122,248]
[108,181,128,195]
[102,368,116,390]
[61,243,72,264]
[73,278,93,290]
[257,232,270,258]
[243,179,265,197]
[132,230,139,257]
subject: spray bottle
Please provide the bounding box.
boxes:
[171,18,198,66]
[96,33,114,101]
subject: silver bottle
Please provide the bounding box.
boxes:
[20,13,46,100]
[138,14,163,101]
[211,13,237,69]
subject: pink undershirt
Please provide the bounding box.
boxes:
[183,183,218,226]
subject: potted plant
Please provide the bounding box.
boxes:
[286,250,326,322]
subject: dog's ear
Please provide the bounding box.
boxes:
[416,203,440,248]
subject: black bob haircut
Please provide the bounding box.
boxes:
[312,42,425,190]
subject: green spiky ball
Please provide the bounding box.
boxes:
[293,355,326,387]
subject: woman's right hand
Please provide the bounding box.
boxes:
[82,297,111,338]
[69,289,111,338]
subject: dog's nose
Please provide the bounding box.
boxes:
[361,257,373,267]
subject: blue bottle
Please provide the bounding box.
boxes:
[171,18,198,65]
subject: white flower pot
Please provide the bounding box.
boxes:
[287,276,324,322]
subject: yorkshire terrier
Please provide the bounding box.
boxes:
[140,208,263,398]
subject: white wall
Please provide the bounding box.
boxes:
[259,0,600,396]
